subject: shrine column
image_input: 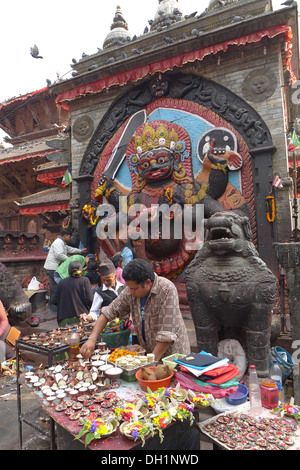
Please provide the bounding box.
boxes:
[250,145,278,275]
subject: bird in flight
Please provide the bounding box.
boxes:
[30,44,43,59]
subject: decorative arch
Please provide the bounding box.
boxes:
[80,73,273,177]
[78,72,277,272]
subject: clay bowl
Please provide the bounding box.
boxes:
[135,366,175,392]
[104,367,123,381]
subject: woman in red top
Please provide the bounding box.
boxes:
[0,300,10,363]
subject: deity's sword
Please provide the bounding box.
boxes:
[102,109,147,180]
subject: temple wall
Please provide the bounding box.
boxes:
[68,40,292,249]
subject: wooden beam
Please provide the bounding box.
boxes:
[0,173,21,195]
[6,166,26,187]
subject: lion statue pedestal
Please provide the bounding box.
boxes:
[185,212,277,377]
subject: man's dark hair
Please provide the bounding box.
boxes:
[110,253,124,268]
[87,258,98,271]
[122,259,155,284]
[60,228,72,236]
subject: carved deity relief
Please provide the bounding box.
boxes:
[83,93,254,278]
[242,69,277,103]
[73,115,95,142]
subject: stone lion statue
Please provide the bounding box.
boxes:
[0,261,31,326]
[184,211,277,376]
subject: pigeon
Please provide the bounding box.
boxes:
[121,51,128,59]
[106,57,115,64]
[281,0,295,5]
[112,39,124,46]
[30,44,43,59]
[88,61,98,71]
[72,71,79,77]
[184,11,197,19]
[144,26,149,34]
[71,58,77,64]
[164,36,174,44]
[46,79,52,86]
[131,48,141,55]
[230,15,244,23]
[218,0,226,5]
[198,9,208,18]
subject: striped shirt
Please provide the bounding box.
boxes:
[102,274,191,358]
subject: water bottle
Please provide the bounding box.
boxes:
[270,360,284,402]
[248,365,262,417]
[68,328,80,365]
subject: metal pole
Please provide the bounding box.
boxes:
[16,344,23,449]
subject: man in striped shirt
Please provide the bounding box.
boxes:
[80,259,190,361]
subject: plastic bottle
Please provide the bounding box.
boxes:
[68,328,80,365]
[248,365,263,418]
[269,359,284,402]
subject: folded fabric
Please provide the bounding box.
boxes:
[178,363,240,385]
[199,364,240,384]
[175,358,229,377]
[190,375,240,389]
[174,371,239,398]
[197,367,240,385]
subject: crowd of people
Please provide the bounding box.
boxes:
[42,228,191,362]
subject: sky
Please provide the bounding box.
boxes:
[0,0,289,142]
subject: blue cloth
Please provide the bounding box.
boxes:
[120,246,134,267]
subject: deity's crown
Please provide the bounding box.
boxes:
[134,122,178,155]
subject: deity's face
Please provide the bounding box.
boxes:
[150,75,169,98]
[137,148,174,182]
[249,75,270,95]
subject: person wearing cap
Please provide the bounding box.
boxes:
[81,261,125,322]
[80,259,190,362]
[53,260,94,327]
[44,229,87,313]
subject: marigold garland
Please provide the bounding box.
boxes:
[266,195,275,223]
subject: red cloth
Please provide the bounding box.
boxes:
[201,367,240,385]
[56,25,295,111]
[0,153,48,166]
[174,371,238,398]
[37,169,67,187]
[19,203,69,215]
[178,363,240,385]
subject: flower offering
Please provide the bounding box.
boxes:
[75,415,117,447]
